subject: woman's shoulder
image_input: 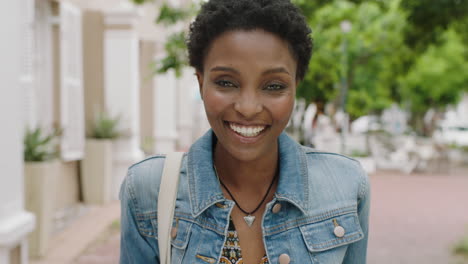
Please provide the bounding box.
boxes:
[301,145,364,173]
[119,154,168,214]
[128,154,167,186]
[299,145,369,199]
[128,154,166,173]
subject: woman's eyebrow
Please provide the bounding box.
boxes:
[210,66,240,74]
[262,67,290,76]
[210,66,290,76]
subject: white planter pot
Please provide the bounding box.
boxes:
[24,160,59,258]
[354,157,376,174]
[81,139,113,205]
[448,149,468,165]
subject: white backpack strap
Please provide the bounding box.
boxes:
[157,152,184,264]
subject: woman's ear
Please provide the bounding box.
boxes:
[196,71,204,100]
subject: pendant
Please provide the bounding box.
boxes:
[243,215,255,227]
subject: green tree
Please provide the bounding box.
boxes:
[400,0,468,52]
[296,0,409,119]
[399,29,468,134]
[132,0,197,77]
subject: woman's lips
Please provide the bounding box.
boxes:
[224,121,269,142]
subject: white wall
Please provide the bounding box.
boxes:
[0,0,24,219]
[0,0,35,263]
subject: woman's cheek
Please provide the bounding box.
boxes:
[203,88,229,116]
[270,95,295,124]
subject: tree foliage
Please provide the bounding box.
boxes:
[400,0,468,52]
[400,29,468,117]
[295,0,468,134]
[296,0,409,119]
[132,1,196,77]
[151,31,188,77]
[156,3,195,25]
[397,1,468,134]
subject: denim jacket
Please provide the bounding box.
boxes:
[119,130,370,264]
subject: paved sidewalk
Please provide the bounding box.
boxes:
[73,229,120,264]
[368,169,468,264]
[55,169,468,264]
[29,201,120,264]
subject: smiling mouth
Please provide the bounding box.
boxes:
[226,122,268,138]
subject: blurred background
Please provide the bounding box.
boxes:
[0,0,467,263]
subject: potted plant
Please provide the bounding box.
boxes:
[80,111,121,205]
[23,126,61,257]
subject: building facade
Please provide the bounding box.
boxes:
[0,0,208,262]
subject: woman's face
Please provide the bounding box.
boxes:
[197,29,298,162]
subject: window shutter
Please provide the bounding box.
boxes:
[20,0,36,130]
[59,1,85,161]
[34,1,54,129]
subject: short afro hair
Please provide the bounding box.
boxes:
[187,0,313,81]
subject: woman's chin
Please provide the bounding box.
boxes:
[221,140,277,163]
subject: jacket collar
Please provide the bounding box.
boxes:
[186,130,309,217]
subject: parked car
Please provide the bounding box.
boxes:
[433,122,468,147]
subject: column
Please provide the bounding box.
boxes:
[154,67,179,153]
[176,68,199,151]
[139,40,157,155]
[0,0,36,263]
[104,2,144,199]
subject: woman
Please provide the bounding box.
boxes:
[120,0,370,263]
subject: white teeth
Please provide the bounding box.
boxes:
[229,123,266,137]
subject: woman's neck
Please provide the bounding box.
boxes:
[213,142,279,194]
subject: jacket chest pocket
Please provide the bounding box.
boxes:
[172,218,194,264]
[151,218,194,264]
[299,212,364,263]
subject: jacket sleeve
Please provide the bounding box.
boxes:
[343,168,371,264]
[119,169,160,264]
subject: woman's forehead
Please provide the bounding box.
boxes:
[203,29,298,75]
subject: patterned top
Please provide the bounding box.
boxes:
[219,219,269,264]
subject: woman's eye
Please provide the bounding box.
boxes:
[265,83,285,91]
[215,80,237,88]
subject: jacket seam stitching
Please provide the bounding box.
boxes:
[127,168,155,238]
[128,154,165,170]
[307,232,363,251]
[357,165,368,201]
[303,149,360,163]
[264,206,357,234]
[311,232,361,247]
[299,146,309,209]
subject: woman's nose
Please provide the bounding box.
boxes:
[233,92,263,118]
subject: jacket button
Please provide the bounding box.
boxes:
[216,202,227,209]
[334,225,345,238]
[272,203,282,214]
[171,227,177,239]
[279,254,290,264]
